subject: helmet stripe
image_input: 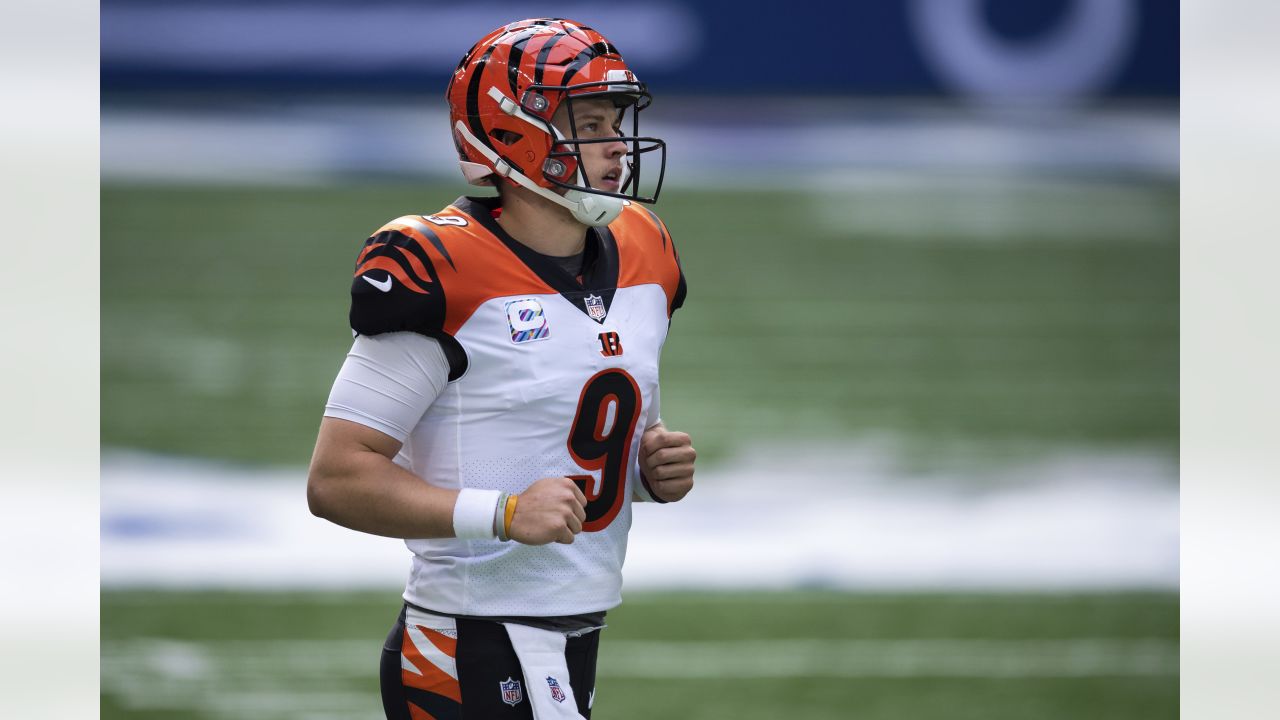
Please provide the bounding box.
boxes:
[559,42,616,87]
[532,31,569,87]
[464,43,498,152]
[504,27,543,101]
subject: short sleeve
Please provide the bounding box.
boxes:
[323,333,450,442]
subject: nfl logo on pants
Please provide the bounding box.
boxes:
[500,677,523,706]
[546,676,567,703]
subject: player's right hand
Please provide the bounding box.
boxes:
[509,477,587,545]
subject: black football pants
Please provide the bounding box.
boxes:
[381,604,600,719]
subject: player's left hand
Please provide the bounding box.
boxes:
[639,423,695,502]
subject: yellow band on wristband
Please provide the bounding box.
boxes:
[504,494,518,537]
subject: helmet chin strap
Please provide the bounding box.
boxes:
[456,88,628,227]
[455,121,623,227]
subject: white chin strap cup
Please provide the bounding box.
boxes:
[565,189,624,227]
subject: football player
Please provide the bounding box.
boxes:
[306,18,694,720]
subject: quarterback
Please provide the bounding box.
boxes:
[307,18,694,720]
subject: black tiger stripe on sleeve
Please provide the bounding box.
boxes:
[355,231,439,294]
[350,226,447,338]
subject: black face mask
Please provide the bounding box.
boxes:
[525,81,667,205]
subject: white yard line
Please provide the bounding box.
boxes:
[101,636,1177,718]
[101,636,1177,701]
[103,637,1179,680]
[597,638,1178,678]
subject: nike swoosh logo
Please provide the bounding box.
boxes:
[588,689,595,708]
[362,274,393,292]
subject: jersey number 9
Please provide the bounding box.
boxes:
[566,369,642,532]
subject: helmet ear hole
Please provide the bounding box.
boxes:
[489,129,524,146]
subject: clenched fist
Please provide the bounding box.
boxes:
[509,476,588,545]
[639,422,695,502]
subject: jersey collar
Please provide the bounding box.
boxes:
[454,195,619,324]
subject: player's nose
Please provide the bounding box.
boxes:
[604,136,627,159]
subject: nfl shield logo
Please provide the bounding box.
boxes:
[499,677,523,706]
[546,676,567,703]
[584,294,607,321]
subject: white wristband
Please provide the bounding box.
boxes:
[453,488,502,540]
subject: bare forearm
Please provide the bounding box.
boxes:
[308,419,589,545]
[308,450,459,539]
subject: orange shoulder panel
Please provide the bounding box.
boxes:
[392,208,556,336]
[613,203,683,313]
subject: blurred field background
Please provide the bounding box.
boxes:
[101,181,1177,464]
[101,1,1178,718]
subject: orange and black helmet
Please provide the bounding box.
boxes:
[446,18,666,226]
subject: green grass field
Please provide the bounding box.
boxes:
[102,180,1178,717]
[102,590,1177,720]
[101,181,1177,465]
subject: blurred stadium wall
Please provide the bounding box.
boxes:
[102,1,1175,98]
[102,0,1177,183]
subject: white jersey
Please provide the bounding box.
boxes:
[343,195,686,617]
